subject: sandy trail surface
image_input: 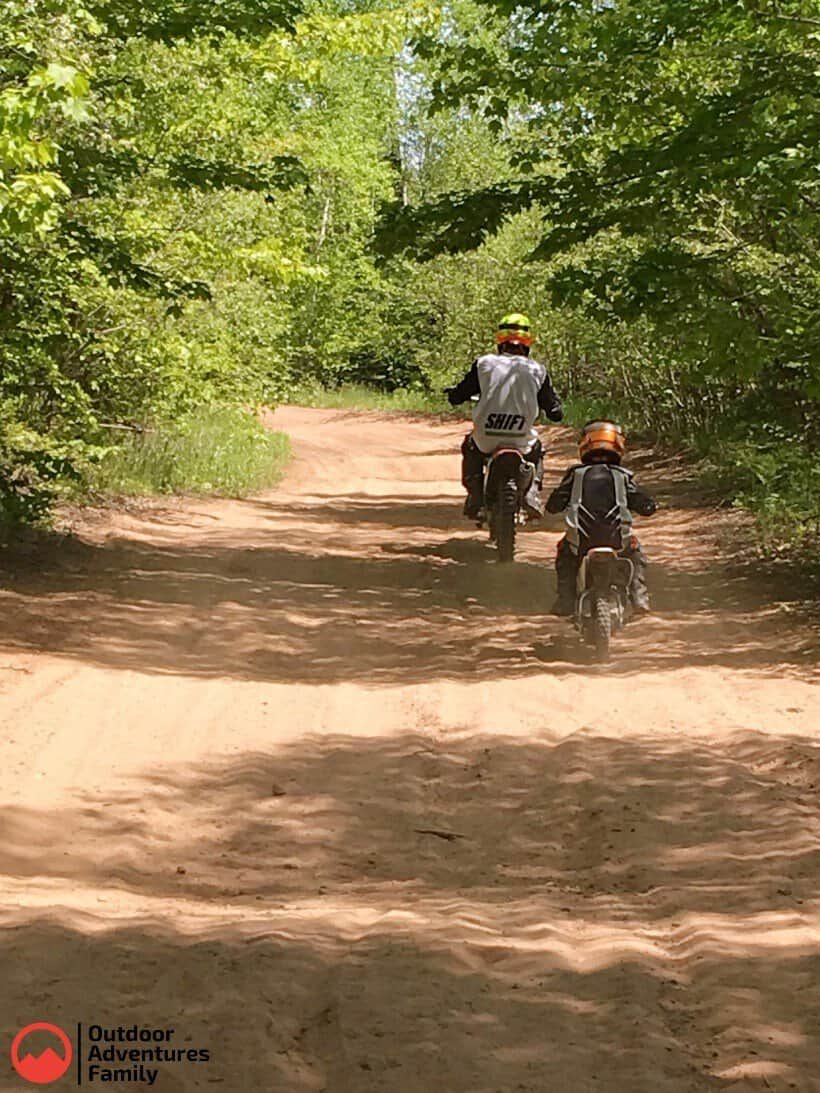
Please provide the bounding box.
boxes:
[0,406,818,1092]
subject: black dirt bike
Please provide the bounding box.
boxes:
[479,448,536,563]
[574,546,633,661]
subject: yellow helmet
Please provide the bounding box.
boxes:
[579,420,626,464]
[495,312,533,348]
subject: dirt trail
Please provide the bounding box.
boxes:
[0,406,818,1092]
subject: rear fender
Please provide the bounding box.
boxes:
[579,548,618,591]
[485,449,531,504]
[576,548,617,620]
[576,548,632,629]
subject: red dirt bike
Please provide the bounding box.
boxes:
[478,448,537,563]
[574,546,633,661]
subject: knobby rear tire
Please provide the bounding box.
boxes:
[495,479,518,563]
[593,595,612,662]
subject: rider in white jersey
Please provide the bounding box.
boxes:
[446,313,563,517]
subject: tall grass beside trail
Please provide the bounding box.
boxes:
[287,383,459,414]
[88,407,291,498]
[697,439,820,567]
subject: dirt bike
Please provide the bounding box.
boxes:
[479,448,536,563]
[574,546,633,661]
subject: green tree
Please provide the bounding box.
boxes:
[377,0,820,553]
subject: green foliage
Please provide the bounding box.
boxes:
[0,0,817,567]
[386,0,820,393]
[373,0,820,559]
[88,0,301,42]
[698,433,820,562]
[0,413,87,523]
[287,382,454,413]
[87,408,291,497]
[0,0,405,519]
[0,51,88,235]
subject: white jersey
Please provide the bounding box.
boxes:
[471,353,547,454]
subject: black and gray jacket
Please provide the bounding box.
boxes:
[546,463,656,551]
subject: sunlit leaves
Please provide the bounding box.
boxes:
[0,58,90,235]
[383,0,819,429]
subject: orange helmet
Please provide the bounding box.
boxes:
[579,420,626,464]
[495,312,533,348]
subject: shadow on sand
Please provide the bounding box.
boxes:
[4,728,820,1089]
[0,486,814,683]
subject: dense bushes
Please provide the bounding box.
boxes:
[1,0,817,561]
[378,0,820,560]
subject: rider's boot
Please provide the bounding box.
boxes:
[551,539,577,616]
[461,436,486,518]
[628,544,651,614]
[630,573,651,614]
[523,479,544,519]
[463,475,484,518]
[523,447,544,518]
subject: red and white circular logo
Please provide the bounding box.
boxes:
[10,1023,72,1084]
